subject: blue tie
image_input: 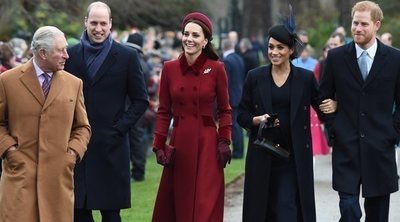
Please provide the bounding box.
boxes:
[358,51,369,80]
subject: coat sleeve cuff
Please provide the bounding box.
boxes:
[0,136,17,158]
[68,140,86,161]
[153,134,167,150]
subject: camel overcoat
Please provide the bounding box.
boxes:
[0,59,91,222]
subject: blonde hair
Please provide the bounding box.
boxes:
[352,1,383,22]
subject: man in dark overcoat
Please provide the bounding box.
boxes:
[64,2,148,222]
[319,1,399,221]
[222,38,246,158]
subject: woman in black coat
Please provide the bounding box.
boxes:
[237,24,335,222]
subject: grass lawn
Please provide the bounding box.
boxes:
[93,139,247,221]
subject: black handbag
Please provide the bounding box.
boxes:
[253,114,290,159]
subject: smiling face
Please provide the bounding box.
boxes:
[85,5,112,44]
[267,37,293,66]
[182,22,208,59]
[351,10,380,49]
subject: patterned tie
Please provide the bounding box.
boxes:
[42,73,51,98]
[358,51,369,80]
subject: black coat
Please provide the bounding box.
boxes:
[319,40,400,197]
[238,64,320,222]
[65,41,149,209]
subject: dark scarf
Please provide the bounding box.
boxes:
[80,31,113,78]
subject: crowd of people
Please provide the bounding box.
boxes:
[0,0,399,222]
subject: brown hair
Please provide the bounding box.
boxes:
[0,43,15,69]
[352,1,383,22]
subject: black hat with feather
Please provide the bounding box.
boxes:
[268,4,304,59]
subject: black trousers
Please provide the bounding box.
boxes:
[129,118,149,181]
[74,208,121,222]
[338,191,390,222]
[231,107,244,158]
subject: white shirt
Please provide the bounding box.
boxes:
[33,59,53,87]
[355,39,377,74]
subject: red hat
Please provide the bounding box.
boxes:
[182,12,213,35]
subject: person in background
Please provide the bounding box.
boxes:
[0,43,21,73]
[237,10,337,220]
[8,37,29,63]
[228,30,240,53]
[380,32,392,46]
[0,26,91,222]
[292,30,318,71]
[151,12,232,222]
[64,2,149,222]
[334,25,353,44]
[314,32,345,149]
[239,37,260,76]
[125,32,153,182]
[222,38,246,159]
[319,1,400,221]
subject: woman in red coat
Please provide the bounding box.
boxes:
[152,12,232,222]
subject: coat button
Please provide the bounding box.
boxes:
[304,125,307,130]
[180,87,184,91]
[193,87,197,91]
[304,106,307,110]
[360,133,365,138]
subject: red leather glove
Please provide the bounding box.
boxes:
[217,138,231,168]
[154,148,166,166]
[164,144,176,166]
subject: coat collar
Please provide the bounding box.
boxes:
[257,63,303,124]
[179,52,208,75]
[70,41,118,86]
[344,40,388,87]
[19,59,65,109]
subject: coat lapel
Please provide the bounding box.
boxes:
[344,43,365,86]
[69,44,92,84]
[290,65,303,125]
[42,71,64,111]
[19,60,45,106]
[257,66,273,114]
[364,40,388,87]
[90,43,117,86]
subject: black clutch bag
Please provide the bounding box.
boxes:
[253,114,290,159]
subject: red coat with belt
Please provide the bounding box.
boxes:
[152,52,232,222]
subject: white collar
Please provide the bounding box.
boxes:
[355,39,378,59]
[223,49,235,58]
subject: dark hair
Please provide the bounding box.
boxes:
[182,20,219,60]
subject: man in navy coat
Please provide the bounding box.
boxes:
[319,1,399,221]
[64,2,148,222]
[221,38,246,158]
